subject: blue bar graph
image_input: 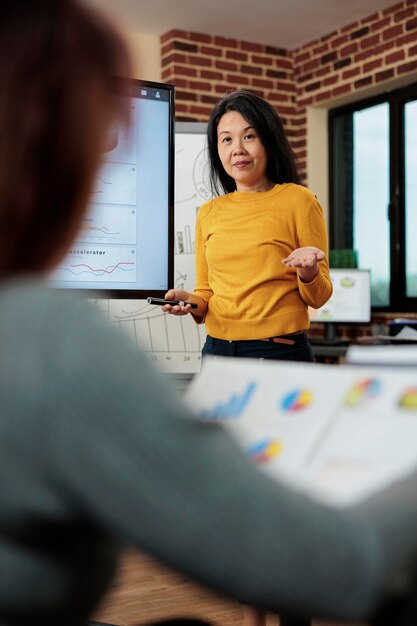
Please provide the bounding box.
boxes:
[200,381,257,420]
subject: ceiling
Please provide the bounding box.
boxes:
[87,0,399,49]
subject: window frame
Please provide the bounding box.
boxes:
[328,82,417,313]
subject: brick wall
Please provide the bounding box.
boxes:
[160,0,417,182]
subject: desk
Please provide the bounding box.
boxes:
[311,344,348,363]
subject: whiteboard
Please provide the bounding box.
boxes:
[93,123,213,374]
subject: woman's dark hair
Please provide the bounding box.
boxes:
[0,0,131,277]
[207,90,301,195]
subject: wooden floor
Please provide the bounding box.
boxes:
[92,549,365,626]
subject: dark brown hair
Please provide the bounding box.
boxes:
[0,0,131,277]
[207,90,301,195]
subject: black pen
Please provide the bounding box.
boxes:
[147,297,198,309]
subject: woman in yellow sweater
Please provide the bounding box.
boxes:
[164,90,332,362]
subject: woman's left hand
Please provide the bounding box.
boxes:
[281,246,325,282]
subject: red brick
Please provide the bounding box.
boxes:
[275,105,296,116]
[342,66,361,80]
[200,69,223,80]
[321,50,338,64]
[226,50,248,61]
[294,149,307,160]
[397,31,417,45]
[364,59,383,72]
[275,58,293,70]
[172,41,198,53]
[313,42,329,55]
[188,32,212,44]
[406,17,417,30]
[360,34,380,49]
[354,41,394,62]
[394,7,415,21]
[298,72,313,84]
[188,80,212,91]
[340,42,359,56]
[297,96,314,107]
[170,64,198,77]
[316,66,331,77]
[189,56,212,68]
[409,44,417,55]
[323,74,339,86]
[354,75,373,88]
[397,59,417,73]
[304,80,322,92]
[375,68,395,82]
[351,26,370,39]
[383,24,404,40]
[252,54,273,65]
[294,51,310,64]
[200,46,223,57]
[251,78,275,89]
[189,105,213,116]
[303,58,320,72]
[240,40,263,53]
[386,50,406,63]
[227,73,250,85]
[265,45,287,56]
[314,90,333,103]
[215,60,238,71]
[371,17,392,32]
[176,90,198,101]
[201,94,222,105]
[160,29,188,43]
[161,42,175,56]
[331,34,349,48]
[161,53,187,67]
[274,80,296,92]
[214,84,237,94]
[240,64,263,75]
[214,36,238,48]
[266,91,290,102]
[291,138,307,149]
[332,84,352,97]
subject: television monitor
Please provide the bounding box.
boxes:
[49,78,175,298]
[308,268,371,343]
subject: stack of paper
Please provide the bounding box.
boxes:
[184,357,417,507]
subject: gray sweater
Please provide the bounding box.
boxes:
[1,280,417,626]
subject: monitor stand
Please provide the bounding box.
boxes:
[322,322,347,346]
[309,323,347,346]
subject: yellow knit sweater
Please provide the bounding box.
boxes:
[193,183,332,340]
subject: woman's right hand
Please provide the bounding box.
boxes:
[162,289,195,316]
[162,289,207,321]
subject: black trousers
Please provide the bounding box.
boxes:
[202,333,314,362]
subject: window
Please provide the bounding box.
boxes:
[329,83,417,312]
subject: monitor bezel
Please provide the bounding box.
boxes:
[58,77,175,300]
[309,268,372,324]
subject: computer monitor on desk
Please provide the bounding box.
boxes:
[309,268,371,344]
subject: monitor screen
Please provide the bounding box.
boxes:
[309,269,371,323]
[49,78,175,298]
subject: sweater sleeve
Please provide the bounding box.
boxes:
[41,297,417,623]
[297,196,333,309]
[192,208,213,323]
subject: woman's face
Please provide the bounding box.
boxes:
[216,110,270,192]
